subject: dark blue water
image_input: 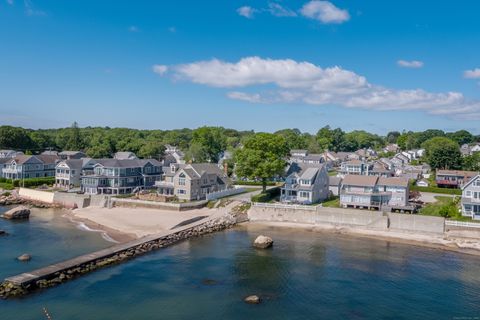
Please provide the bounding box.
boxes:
[1,207,480,320]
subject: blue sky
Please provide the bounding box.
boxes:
[1,0,480,134]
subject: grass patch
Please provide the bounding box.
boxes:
[0,182,14,190]
[328,171,338,176]
[410,184,461,195]
[321,196,340,208]
[418,196,466,220]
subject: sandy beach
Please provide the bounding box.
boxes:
[68,205,225,241]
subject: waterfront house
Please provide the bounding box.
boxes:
[81,159,162,195]
[436,170,478,189]
[339,175,410,211]
[114,152,138,160]
[368,161,395,177]
[55,158,97,190]
[339,160,370,176]
[461,175,480,220]
[1,155,59,180]
[0,158,9,177]
[289,149,323,165]
[163,146,185,164]
[58,151,87,160]
[157,163,229,201]
[383,144,399,153]
[280,163,329,204]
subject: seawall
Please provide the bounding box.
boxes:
[248,203,445,235]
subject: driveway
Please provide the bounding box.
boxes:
[419,192,456,203]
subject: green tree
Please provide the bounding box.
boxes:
[138,141,165,159]
[446,130,474,145]
[386,131,401,144]
[316,126,345,152]
[190,126,227,162]
[463,153,480,171]
[0,126,34,150]
[274,128,308,150]
[65,122,83,150]
[422,137,462,170]
[235,133,289,192]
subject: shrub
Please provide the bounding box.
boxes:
[251,187,280,203]
[409,184,461,195]
[0,183,14,190]
[12,177,55,188]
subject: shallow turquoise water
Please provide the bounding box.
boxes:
[1,207,480,319]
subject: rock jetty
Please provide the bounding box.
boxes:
[3,206,31,220]
[253,235,273,249]
[0,213,236,299]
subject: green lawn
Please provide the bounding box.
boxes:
[328,171,338,177]
[418,195,479,222]
[321,196,340,208]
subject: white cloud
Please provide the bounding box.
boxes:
[237,6,256,19]
[24,0,46,16]
[268,3,297,17]
[397,60,424,68]
[128,26,140,32]
[161,56,480,119]
[464,68,480,79]
[300,1,350,24]
[152,65,168,75]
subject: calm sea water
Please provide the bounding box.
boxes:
[1,206,480,320]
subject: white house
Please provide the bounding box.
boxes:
[461,175,480,220]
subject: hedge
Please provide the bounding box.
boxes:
[0,182,14,190]
[251,187,281,203]
[410,184,462,195]
[12,177,55,188]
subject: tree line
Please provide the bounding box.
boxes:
[0,124,479,172]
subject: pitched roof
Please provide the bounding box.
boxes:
[342,175,378,187]
[94,158,160,168]
[286,162,324,177]
[437,169,478,177]
[329,176,342,186]
[114,151,138,160]
[58,150,85,156]
[303,154,323,161]
[378,177,409,188]
[189,163,224,176]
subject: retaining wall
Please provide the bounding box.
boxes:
[18,188,55,204]
[248,204,445,234]
[112,198,208,211]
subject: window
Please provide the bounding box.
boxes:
[177,189,186,194]
[466,191,472,197]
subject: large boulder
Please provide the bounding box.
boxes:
[3,206,31,220]
[17,254,31,262]
[244,295,261,304]
[0,230,7,236]
[253,235,273,249]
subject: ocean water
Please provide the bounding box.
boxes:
[1,207,480,320]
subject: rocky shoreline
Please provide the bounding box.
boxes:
[0,212,236,299]
[0,194,63,209]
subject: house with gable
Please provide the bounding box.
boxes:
[461,174,480,220]
[280,163,329,204]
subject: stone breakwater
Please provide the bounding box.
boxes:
[0,213,236,299]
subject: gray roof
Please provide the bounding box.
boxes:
[329,176,342,186]
[303,154,323,161]
[94,158,161,168]
[41,150,58,156]
[59,150,85,156]
[114,152,138,160]
[286,162,325,177]
[189,163,224,177]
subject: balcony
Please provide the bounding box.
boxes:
[155,181,174,188]
[462,197,480,204]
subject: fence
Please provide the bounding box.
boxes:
[206,187,246,201]
[445,220,480,229]
[252,202,319,211]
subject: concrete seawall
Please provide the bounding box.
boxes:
[248,204,445,235]
[0,212,236,298]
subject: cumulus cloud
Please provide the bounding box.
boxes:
[397,60,424,68]
[268,3,297,17]
[158,56,480,119]
[300,1,350,24]
[237,6,256,19]
[128,26,140,32]
[464,68,480,79]
[152,65,168,75]
[24,0,46,16]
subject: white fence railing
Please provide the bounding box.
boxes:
[252,202,319,211]
[206,188,246,201]
[445,220,480,229]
